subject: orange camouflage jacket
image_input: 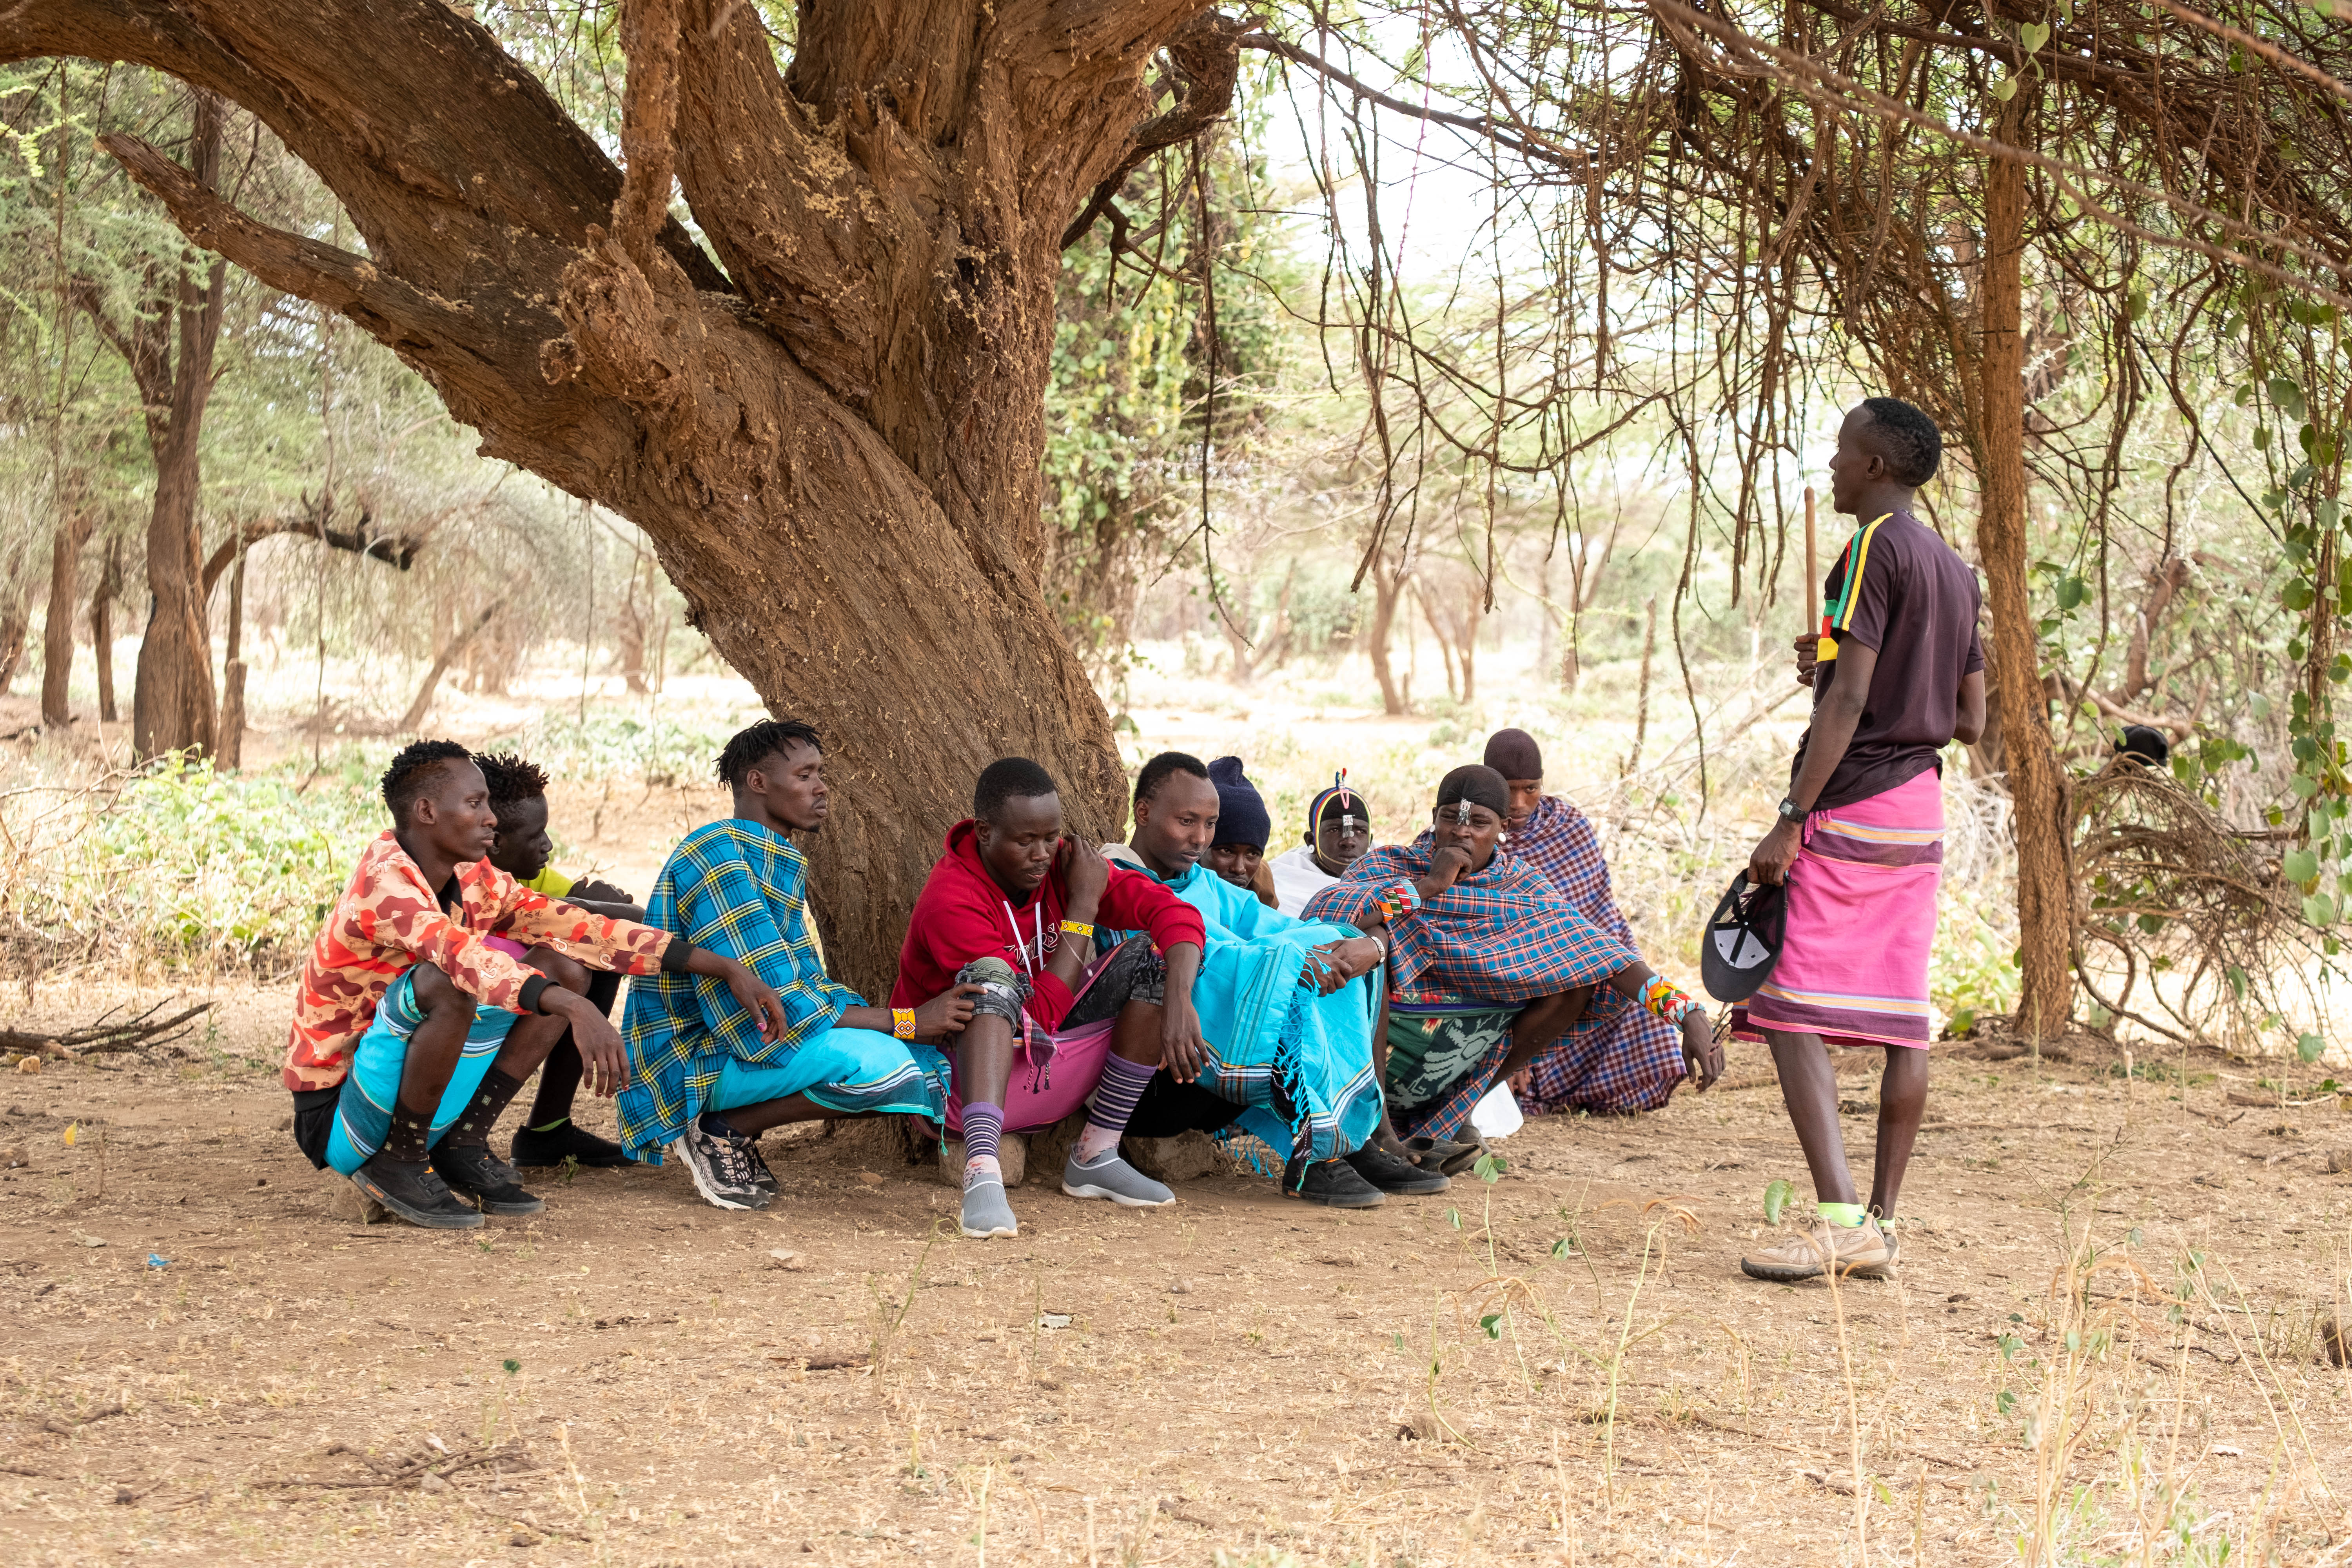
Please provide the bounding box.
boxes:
[283,831,678,1092]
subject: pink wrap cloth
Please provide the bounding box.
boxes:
[1730,768,1944,1050]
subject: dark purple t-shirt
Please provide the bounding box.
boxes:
[1791,510,1985,811]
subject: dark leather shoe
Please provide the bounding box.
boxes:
[1345,1143,1452,1194]
[1283,1156,1386,1208]
[511,1118,636,1168]
[430,1142,546,1216]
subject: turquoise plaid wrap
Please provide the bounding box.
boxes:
[617,820,948,1162]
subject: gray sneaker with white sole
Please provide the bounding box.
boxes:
[960,1172,1019,1238]
[1060,1150,1175,1207]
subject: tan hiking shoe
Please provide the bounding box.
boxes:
[1740,1218,1893,1283]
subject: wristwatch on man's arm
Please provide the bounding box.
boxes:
[1776,795,1809,824]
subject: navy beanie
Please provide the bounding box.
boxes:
[1206,756,1272,851]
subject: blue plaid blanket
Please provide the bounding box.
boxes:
[618,820,947,1160]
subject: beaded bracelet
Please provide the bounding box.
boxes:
[1641,975,1700,1027]
[891,1007,917,1040]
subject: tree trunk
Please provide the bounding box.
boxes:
[1979,100,2074,1039]
[11,0,1236,997]
[401,604,499,733]
[218,545,248,768]
[0,592,29,695]
[41,490,94,728]
[1367,555,1408,714]
[91,537,119,723]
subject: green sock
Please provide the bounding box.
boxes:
[1817,1201,1867,1229]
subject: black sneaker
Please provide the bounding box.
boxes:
[670,1118,770,1210]
[741,1137,778,1198]
[1345,1143,1452,1195]
[430,1142,547,1216]
[1284,1156,1386,1208]
[352,1153,485,1230]
[511,1119,636,1168]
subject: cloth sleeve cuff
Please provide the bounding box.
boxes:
[661,936,696,973]
[519,975,553,1015]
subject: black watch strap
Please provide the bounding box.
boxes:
[1776,795,1808,823]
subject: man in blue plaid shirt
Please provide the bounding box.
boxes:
[618,719,982,1210]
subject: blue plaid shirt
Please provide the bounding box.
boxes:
[618,820,864,1154]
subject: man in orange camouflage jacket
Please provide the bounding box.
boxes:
[286,740,786,1230]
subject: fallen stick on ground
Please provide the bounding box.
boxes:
[0,1000,216,1059]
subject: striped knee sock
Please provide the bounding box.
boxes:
[1074,1054,1157,1163]
[962,1101,1004,1184]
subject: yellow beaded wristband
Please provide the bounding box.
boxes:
[891,1007,917,1040]
[1059,919,1095,939]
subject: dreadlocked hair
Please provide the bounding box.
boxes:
[716,718,823,789]
[381,739,475,824]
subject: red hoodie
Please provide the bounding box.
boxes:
[892,819,1206,1030]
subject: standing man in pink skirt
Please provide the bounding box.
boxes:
[1734,397,1987,1282]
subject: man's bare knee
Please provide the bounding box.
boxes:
[411,962,464,1012]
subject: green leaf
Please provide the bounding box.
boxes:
[1474,1151,1509,1184]
[2297,1032,2327,1063]
[2284,848,2320,884]
[1763,1178,1794,1226]
[2303,891,2337,927]
[2054,575,2087,610]
[1996,1389,2017,1415]
[1479,1312,1504,1340]
[1990,75,2019,100]
[502,1358,521,1374]
[1551,1236,1576,1258]
[2020,21,2050,50]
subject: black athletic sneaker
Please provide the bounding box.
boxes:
[352,1153,485,1230]
[511,1119,636,1169]
[742,1137,778,1198]
[1345,1143,1452,1195]
[430,1142,547,1216]
[670,1118,770,1211]
[1284,1156,1386,1208]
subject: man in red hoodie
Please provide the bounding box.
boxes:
[895,757,1208,1239]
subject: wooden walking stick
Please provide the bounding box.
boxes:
[1803,485,1820,636]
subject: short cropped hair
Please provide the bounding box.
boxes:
[381,739,475,824]
[1134,750,1209,805]
[975,757,1058,821]
[1859,397,1942,487]
[474,751,550,827]
[716,719,822,789]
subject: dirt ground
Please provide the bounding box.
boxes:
[2,982,2348,1567]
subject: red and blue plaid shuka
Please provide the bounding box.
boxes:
[1303,833,1651,1141]
[1506,795,1689,1118]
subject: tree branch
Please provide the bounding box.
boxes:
[1063,11,1249,250]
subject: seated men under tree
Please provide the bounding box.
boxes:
[619,720,980,1211]
[1480,728,1689,1116]
[284,741,787,1229]
[1271,773,1375,916]
[1305,766,1723,1151]
[894,757,1208,1239]
[1107,751,1432,1208]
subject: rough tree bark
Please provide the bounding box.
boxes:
[41,479,95,728]
[3,0,1236,996]
[1978,99,2074,1039]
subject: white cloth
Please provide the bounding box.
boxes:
[1469,1081,1524,1140]
[1269,844,1338,917]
